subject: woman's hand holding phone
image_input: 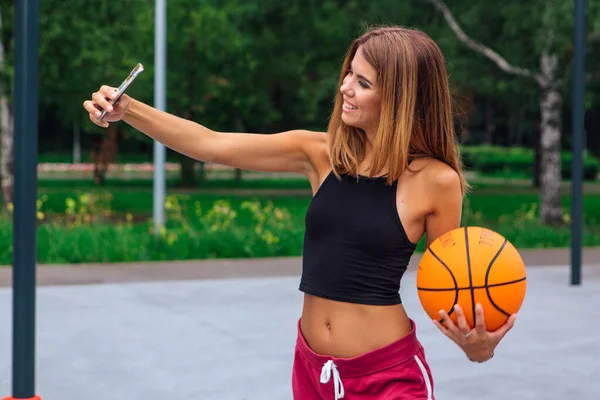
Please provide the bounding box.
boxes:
[83,63,143,128]
[83,86,131,128]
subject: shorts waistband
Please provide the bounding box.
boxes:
[295,318,421,378]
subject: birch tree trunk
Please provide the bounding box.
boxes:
[0,9,14,209]
[539,53,564,224]
[427,0,565,225]
[0,86,12,208]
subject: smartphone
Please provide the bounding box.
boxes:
[98,63,144,121]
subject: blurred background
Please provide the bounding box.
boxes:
[0,0,599,265]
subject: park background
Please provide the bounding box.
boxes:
[0,0,600,265]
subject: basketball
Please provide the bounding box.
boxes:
[416,226,527,332]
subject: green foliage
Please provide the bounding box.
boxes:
[2,1,600,168]
[0,187,599,265]
[2,0,600,155]
[37,0,154,129]
[0,193,304,264]
[462,145,600,180]
[0,2,14,99]
[462,201,600,249]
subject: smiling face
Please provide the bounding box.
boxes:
[339,46,380,137]
[328,27,465,191]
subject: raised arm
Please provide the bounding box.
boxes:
[82,85,325,176]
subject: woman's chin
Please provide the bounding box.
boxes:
[341,114,359,129]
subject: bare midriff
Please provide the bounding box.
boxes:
[300,293,413,358]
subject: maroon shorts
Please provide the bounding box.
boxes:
[291,319,435,400]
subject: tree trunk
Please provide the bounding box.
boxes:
[73,123,81,163]
[484,99,495,145]
[538,52,563,225]
[178,107,197,187]
[507,109,517,146]
[178,154,197,187]
[0,9,13,209]
[533,129,541,188]
[234,117,244,183]
[198,162,206,182]
[0,90,12,208]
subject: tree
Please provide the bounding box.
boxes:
[0,4,14,209]
[161,0,261,185]
[38,0,153,150]
[426,0,600,225]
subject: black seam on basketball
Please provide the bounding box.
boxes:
[485,239,513,317]
[465,227,476,326]
[417,277,527,291]
[428,247,459,319]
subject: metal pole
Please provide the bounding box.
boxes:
[571,0,585,286]
[153,0,166,231]
[9,0,40,398]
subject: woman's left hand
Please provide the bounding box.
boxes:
[432,303,517,363]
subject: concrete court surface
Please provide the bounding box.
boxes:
[1,262,599,400]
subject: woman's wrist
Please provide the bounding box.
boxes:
[122,95,134,118]
[468,351,494,363]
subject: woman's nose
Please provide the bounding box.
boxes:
[340,81,353,97]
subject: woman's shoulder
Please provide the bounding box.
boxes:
[293,130,327,150]
[401,157,463,223]
[407,157,461,192]
[302,129,329,155]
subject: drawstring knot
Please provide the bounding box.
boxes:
[320,360,345,399]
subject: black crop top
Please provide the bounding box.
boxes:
[299,170,417,305]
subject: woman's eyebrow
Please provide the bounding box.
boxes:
[350,62,374,85]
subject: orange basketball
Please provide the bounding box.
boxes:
[416,226,527,332]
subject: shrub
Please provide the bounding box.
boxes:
[461,145,599,180]
[0,194,304,264]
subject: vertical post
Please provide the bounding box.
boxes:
[571,0,585,286]
[153,0,166,231]
[6,0,41,399]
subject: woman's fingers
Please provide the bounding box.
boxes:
[100,85,118,99]
[82,85,121,128]
[83,99,108,127]
[474,303,488,336]
[454,304,472,335]
[438,309,462,340]
[92,91,114,114]
[89,110,108,127]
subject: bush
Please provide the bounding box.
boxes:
[0,194,305,264]
[461,201,600,249]
[461,145,599,180]
[560,153,600,180]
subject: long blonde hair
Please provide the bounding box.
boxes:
[327,26,468,193]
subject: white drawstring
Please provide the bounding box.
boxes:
[320,360,345,399]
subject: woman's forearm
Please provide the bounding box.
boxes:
[122,97,218,162]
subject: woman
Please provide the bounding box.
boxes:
[83,26,516,400]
